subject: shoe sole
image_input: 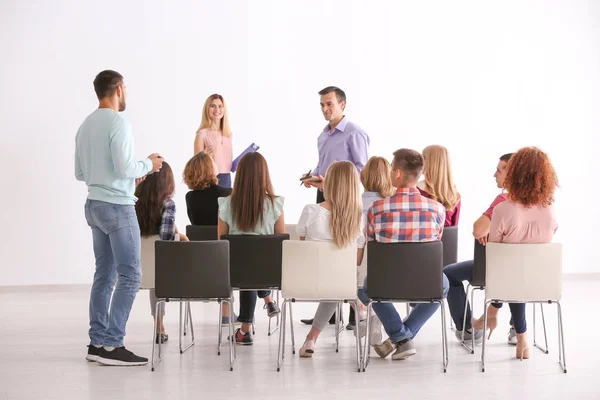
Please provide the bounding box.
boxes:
[221,321,242,327]
[85,355,99,362]
[96,357,149,366]
[299,350,314,358]
[392,349,417,360]
[267,311,281,318]
[235,342,253,346]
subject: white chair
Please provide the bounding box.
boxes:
[284,224,300,241]
[140,235,193,354]
[481,243,566,373]
[276,240,363,372]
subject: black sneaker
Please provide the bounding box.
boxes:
[155,333,169,344]
[86,345,101,362]
[96,347,149,366]
[234,328,253,345]
[300,318,314,325]
[264,301,281,318]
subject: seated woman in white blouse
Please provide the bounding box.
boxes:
[296,161,366,357]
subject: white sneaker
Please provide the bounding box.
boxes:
[507,327,517,345]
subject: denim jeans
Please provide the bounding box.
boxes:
[358,274,450,343]
[84,200,142,347]
[238,290,271,323]
[443,260,504,331]
[217,173,231,189]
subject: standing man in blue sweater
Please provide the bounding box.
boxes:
[75,70,163,366]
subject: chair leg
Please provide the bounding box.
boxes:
[534,303,549,354]
[183,301,189,336]
[218,300,223,355]
[440,300,449,373]
[352,300,362,372]
[481,300,492,372]
[187,302,195,343]
[460,284,473,353]
[179,301,194,354]
[151,300,163,371]
[277,300,288,371]
[405,303,410,318]
[362,302,374,372]
[335,302,341,353]
[289,301,296,354]
[268,289,281,336]
[227,299,236,371]
[557,301,567,373]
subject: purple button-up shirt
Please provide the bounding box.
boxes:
[313,117,370,177]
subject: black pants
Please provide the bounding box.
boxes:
[238,290,271,324]
[316,190,356,324]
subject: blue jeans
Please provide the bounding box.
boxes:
[358,274,450,343]
[444,260,505,331]
[238,290,271,324]
[84,200,142,347]
[217,173,231,188]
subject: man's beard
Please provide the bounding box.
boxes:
[119,98,126,112]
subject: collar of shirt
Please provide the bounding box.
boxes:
[322,116,349,136]
[395,187,420,195]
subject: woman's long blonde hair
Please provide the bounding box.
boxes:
[324,161,363,248]
[360,156,396,198]
[197,94,232,137]
[422,145,460,210]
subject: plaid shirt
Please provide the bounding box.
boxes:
[367,188,445,243]
[159,199,176,241]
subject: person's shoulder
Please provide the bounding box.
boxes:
[370,197,388,212]
[163,198,176,210]
[217,195,231,207]
[345,120,368,135]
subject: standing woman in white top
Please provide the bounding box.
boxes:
[194,94,234,188]
[296,161,366,357]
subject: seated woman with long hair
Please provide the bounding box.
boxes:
[297,161,366,357]
[135,162,189,344]
[417,145,461,226]
[473,147,558,359]
[217,152,283,345]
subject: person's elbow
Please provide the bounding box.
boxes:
[75,172,85,181]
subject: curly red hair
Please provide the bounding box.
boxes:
[504,147,558,207]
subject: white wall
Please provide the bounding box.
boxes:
[1,0,599,285]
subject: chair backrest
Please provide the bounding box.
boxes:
[485,242,562,302]
[358,246,367,288]
[441,226,458,267]
[471,239,486,286]
[186,225,218,241]
[367,241,444,301]
[284,224,299,240]
[155,240,231,300]
[282,240,357,300]
[221,234,290,289]
[140,235,160,289]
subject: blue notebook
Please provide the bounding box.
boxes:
[231,143,260,172]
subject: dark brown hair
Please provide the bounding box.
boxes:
[504,147,558,207]
[392,149,424,181]
[230,152,276,232]
[93,70,123,100]
[500,153,514,162]
[183,152,218,190]
[318,86,346,103]
[135,162,176,237]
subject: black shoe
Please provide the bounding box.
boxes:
[234,328,253,345]
[301,318,314,325]
[346,321,356,330]
[155,333,169,344]
[86,345,101,362]
[96,347,149,366]
[264,301,281,318]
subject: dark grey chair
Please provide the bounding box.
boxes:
[151,240,235,371]
[363,240,448,372]
[220,234,290,336]
[441,226,458,267]
[460,240,486,353]
[186,225,218,241]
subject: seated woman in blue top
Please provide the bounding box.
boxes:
[135,162,189,344]
[217,152,284,345]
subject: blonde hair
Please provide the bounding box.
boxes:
[183,152,219,190]
[197,94,232,137]
[422,145,460,210]
[360,157,396,198]
[324,161,363,248]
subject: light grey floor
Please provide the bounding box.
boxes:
[1,278,598,400]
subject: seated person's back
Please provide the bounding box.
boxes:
[184,152,232,225]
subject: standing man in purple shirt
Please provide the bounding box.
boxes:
[300,86,370,328]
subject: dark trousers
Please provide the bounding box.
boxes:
[217,173,232,189]
[238,290,271,324]
[316,190,355,324]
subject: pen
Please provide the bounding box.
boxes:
[300,169,312,185]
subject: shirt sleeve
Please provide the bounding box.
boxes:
[348,130,370,171]
[296,205,312,237]
[217,196,232,225]
[357,214,366,248]
[74,139,84,181]
[160,200,176,241]
[367,207,376,242]
[483,194,507,219]
[272,196,285,221]
[489,204,505,243]
[109,117,153,179]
